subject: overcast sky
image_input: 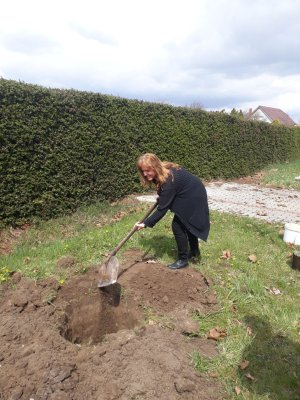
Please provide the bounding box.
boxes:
[1,0,300,122]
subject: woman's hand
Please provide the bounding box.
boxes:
[135,222,145,231]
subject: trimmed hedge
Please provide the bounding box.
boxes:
[1,78,300,226]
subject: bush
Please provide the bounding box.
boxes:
[1,78,300,225]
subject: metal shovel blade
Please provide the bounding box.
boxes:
[97,202,158,288]
[98,256,119,288]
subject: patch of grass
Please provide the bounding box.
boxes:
[260,158,300,190]
[1,198,299,399]
[192,211,300,400]
[192,351,214,373]
[0,200,146,280]
[141,304,173,329]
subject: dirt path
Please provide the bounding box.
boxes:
[0,249,224,400]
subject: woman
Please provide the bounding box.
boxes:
[135,153,210,269]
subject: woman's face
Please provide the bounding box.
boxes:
[141,165,156,181]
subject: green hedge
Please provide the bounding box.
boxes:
[1,78,300,226]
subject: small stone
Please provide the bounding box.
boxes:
[13,294,28,308]
[92,351,106,365]
[174,377,195,393]
[11,271,22,283]
[180,319,199,334]
[22,345,36,357]
[162,296,169,303]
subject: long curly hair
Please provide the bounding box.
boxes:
[137,153,180,188]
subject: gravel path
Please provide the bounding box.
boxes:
[137,182,300,224]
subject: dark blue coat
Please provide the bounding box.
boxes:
[144,168,210,241]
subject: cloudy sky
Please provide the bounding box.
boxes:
[1,0,300,122]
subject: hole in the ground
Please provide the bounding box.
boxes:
[59,283,142,344]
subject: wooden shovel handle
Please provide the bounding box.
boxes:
[108,200,158,258]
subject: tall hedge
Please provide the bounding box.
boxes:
[1,78,300,226]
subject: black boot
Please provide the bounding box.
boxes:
[168,259,189,269]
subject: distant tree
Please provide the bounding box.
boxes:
[230,108,245,120]
[271,119,281,125]
[188,101,204,109]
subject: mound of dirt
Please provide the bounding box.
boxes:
[0,249,224,400]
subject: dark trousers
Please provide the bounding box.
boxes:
[172,215,199,261]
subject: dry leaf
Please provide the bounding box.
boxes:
[257,210,267,216]
[248,254,257,263]
[246,326,253,335]
[207,327,227,341]
[235,386,241,395]
[265,286,282,295]
[245,373,255,381]
[220,250,231,259]
[270,287,281,295]
[231,304,237,312]
[111,211,126,221]
[239,360,249,370]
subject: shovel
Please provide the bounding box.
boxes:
[98,201,158,288]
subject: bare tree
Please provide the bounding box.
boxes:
[188,101,204,110]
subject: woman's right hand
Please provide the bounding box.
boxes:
[135,222,145,231]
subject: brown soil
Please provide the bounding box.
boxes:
[231,171,266,185]
[204,171,265,186]
[0,249,225,400]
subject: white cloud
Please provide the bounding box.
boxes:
[1,0,300,122]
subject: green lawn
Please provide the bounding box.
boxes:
[260,158,300,190]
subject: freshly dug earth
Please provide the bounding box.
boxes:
[0,249,224,400]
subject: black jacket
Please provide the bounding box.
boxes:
[144,168,210,241]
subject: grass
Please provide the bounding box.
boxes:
[259,158,300,190]
[1,162,300,399]
[195,212,300,399]
[0,199,145,281]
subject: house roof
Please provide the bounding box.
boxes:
[252,105,296,126]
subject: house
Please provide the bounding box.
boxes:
[246,105,296,126]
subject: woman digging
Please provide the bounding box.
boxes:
[135,153,210,269]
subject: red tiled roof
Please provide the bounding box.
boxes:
[253,105,296,126]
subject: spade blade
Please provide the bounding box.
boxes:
[98,256,119,288]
